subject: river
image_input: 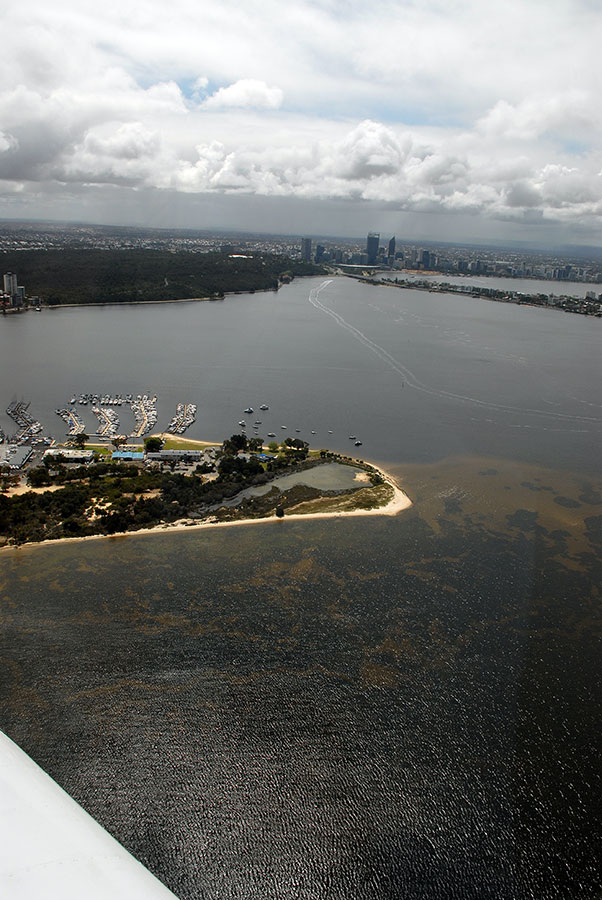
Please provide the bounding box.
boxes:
[0,276,600,899]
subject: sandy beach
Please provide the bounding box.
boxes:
[0,463,411,554]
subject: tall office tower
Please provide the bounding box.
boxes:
[3,272,17,298]
[301,237,312,261]
[315,244,325,263]
[420,249,430,268]
[388,236,396,258]
[366,233,380,265]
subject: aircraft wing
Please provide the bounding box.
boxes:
[0,731,179,898]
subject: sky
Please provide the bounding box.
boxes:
[1,0,601,245]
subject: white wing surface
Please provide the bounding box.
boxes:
[0,731,179,898]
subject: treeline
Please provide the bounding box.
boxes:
[0,249,326,305]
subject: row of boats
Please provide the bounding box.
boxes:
[239,405,363,446]
[72,393,134,406]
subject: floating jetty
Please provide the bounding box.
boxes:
[92,406,120,437]
[166,402,196,434]
[55,407,85,435]
[130,394,157,437]
[6,400,43,443]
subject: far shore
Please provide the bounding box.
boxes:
[26,275,324,312]
[0,461,412,554]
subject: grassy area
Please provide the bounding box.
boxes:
[86,444,112,456]
[286,481,394,515]
[160,437,220,450]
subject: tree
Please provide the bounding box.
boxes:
[72,432,89,450]
[111,436,126,452]
[144,436,163,452]
[248,436,263,452]
[222,433,248,455]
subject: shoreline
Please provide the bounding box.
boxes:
[0,463,411,554]
[22,275,324,313]
[344,273,600,318]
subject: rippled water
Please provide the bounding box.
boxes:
[1,459,600,899]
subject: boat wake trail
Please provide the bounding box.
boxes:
[309,280,600,428]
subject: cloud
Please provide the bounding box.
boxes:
[0,132,18,154]
[0,0,601,239]
[203,79,284,110]
[336,121,409,180]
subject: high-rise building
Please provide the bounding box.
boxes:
[366,233,380,265]
[315,244,325,263]
[301,237,312,261]
[3,272,18,298]
[388,236,396,258]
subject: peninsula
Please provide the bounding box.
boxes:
[0,433,411,549]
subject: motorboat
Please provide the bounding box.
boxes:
[354,440,362,446]
[244,407,253,414]
[239,420,246,427]
[259,404,269,410]
[267,432,276,437]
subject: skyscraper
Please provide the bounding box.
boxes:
[301,237,312,261]
[3,272,18,298]
[366,233,380,265]
[388,236,396,258]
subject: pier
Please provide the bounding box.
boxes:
[55,407,86,435]
[166,402,197,434]
[130,394,157,437]
[6,400,43,443]
[92,406,120,437]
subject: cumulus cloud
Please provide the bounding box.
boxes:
[203,80,283,110]
[0,0,601,238]
[336,121,408,180]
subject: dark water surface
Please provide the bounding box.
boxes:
[1,279,601,898]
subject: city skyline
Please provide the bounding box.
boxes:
[0,1,601,246]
